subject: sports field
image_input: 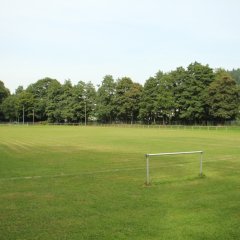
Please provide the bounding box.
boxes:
[0,125,240,239]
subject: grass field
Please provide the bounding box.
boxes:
[0,125,240,240]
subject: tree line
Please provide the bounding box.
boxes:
[0,62,239,125]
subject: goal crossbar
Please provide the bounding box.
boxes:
[145,151,203,185]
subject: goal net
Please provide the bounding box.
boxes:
[145,151,203,185]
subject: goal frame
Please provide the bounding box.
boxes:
[145,151,203,185]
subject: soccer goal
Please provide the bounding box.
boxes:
[145,151,203,185]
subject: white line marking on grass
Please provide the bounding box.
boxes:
[1,159,213,182]
[0,167,144,181]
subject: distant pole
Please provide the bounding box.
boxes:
[23,106,25,125]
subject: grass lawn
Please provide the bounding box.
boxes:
[0,125,240,240]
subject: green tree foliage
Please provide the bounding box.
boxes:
[177,62,215,124]
[15,86,24,94]
[127,82,143,124]
[115,77,142,123]
[1,95,18,122]
[1,85,35,123]
[228,68,240,85]
[139,76,160,124]
[46,80,96,123]
[71,81,86,123]
[156,72,176,124]
[27,78,60,121]
[207,70,239,123]
[0,81,10,120]
[0,81,10,103]
[96,75,116,123]
[0,61,239,124]
[72,81,97,123]
[58,80,75,122]
[82,81,97,123]
[169,67,187,122]
[16,90,35,122]
[46,80,62,122]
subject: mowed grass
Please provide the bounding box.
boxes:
[0,125,240,240]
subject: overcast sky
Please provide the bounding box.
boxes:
[1,0,240,93]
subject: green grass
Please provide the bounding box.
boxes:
[0,125,240,240]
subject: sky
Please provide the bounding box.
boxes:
[1,0,240,93]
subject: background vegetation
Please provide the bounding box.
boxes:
[0,62,239,125]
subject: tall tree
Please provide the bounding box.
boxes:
[71,81,96,123]
[155,73,176,124]
[16,91,35,122]
[85,82,97,122]
[127,82,143,124]
[228,68,240,85]
[115,77,142,123]
[0,81,10,103]
[0,81,10,121]
[27,77,60,121]
[1,95,18,122]
[207,70,239,123]
[58,80,75,122]
[168,67,187,122]
[177,62,214,124]
[139,73,162,124]
[15,86,24,94]
[46,80,62,122]
[72,81,86,123]
[96,75,116,123]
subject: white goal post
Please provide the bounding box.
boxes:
[145,151,203,185]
